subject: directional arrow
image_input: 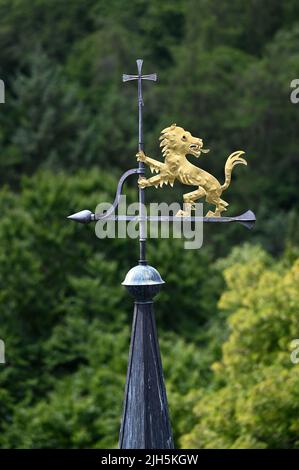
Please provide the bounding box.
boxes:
[68,209,256,230]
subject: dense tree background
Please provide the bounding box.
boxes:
[0,0,299,448]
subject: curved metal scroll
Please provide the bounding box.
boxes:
[94,168,141,221]
[67,168,141,224]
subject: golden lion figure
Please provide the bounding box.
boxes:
[137,124,247,217]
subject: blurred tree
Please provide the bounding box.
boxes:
[0,50,104,184]
[0,0,97,71]
[182,245,299,448]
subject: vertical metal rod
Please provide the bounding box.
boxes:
[137,59,146,265]
[123,59,157,264]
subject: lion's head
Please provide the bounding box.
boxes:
[159,124,209,158]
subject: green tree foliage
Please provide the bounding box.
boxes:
[182,245,299,448]
[0,50,107,184]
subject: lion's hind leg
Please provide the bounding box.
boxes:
[176,187,207,217]
[205,191,228,217]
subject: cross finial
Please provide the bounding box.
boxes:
[123,59,157,152]
[123,58,157,106]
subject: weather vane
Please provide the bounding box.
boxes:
[68,59,256,449]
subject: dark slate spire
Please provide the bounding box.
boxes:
[119,265,174,449]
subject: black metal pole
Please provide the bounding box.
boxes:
[137,59,146,265]
[123,59,157,265]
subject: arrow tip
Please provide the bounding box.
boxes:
[67,209,94,224]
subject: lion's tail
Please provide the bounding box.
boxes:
[221,151,247,191]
